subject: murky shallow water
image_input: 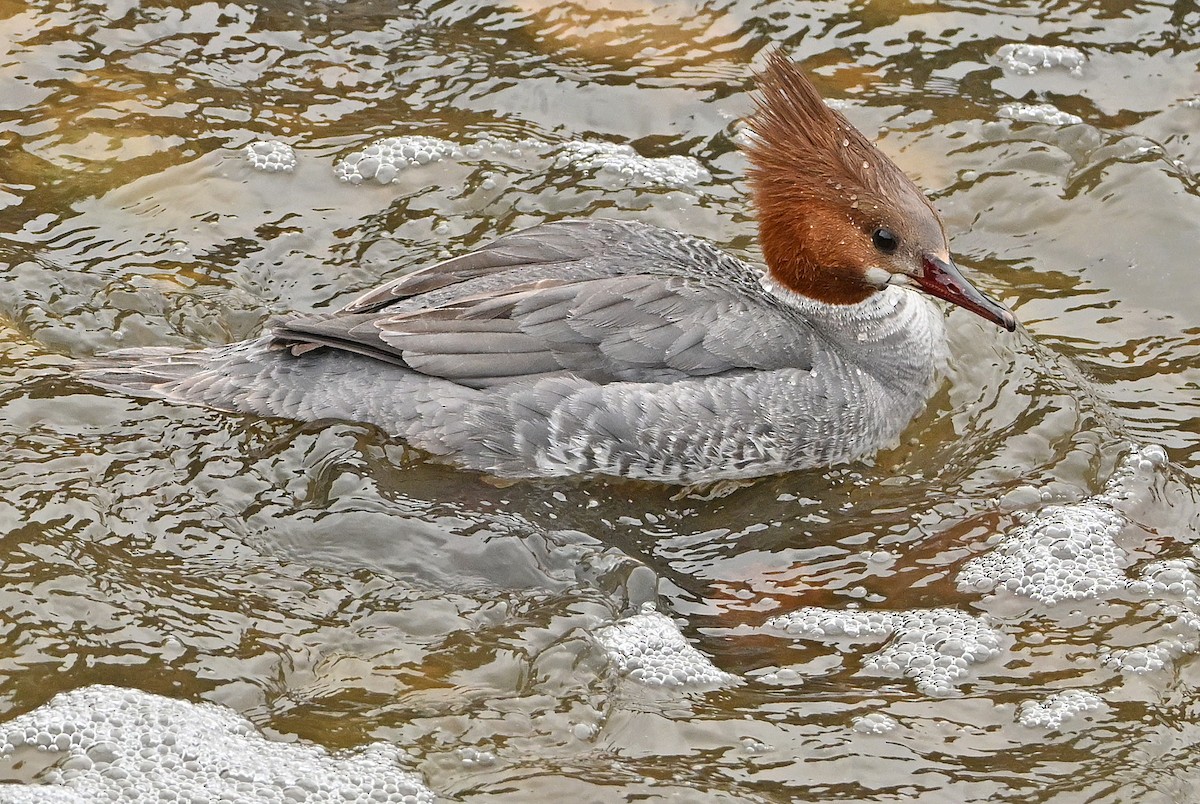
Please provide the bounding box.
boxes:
[1,0,1199,800]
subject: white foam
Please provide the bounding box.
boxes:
[1141,558,1200,633]
[1100,641,1181,674]
[768,607,1002,697]
[244,140,297,173]
[998,103,1083,126]
[957,445,1168,606]
[740,737,771,754]
[997,44,1086,75]
[1100,557,1200,674]
[755,667,804,685]
[596,605,739,688]
[554,141,710,189]
[335,135,465,184]
[957,501,1127,605]
[456,746,496,767]
[333,134,708,191]
[1102,444,1167,502]
[852,712,899,734]
[1018,689,1104,729]
[1134,558,1200,600]
[0,685,434,803]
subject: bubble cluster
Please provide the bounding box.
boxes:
[335,135,466,184]
[0,685,435,803]
[1094,557,1200,674]
[1133,559,1200,599]
[456,746,496,767]
[997,43,1087,75]
[331,133,709,192]
[1103,444,1168,501]
[770,608,894,640]
[852,712,899,734]
[740,737,770,754]
[957,445,1168,606]
[1100,642,1179,675]
[1017,689,1105,729]
[244,140,297,172]
[596,604,740,688]
[1134,558,1200,632]
[998,103,1083,126]
[554,141,711,189]
[754,667,803,685]
[957,501,1126,604]
[768,607,1003,697]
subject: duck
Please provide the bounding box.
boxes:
[81,52,1017,485]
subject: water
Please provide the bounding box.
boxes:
[1,0,1198,800]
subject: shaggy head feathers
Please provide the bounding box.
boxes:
[744,52,948,305]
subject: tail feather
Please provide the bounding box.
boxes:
[75,336,501,469]
[76,338,278,411]
[78,346,222,396]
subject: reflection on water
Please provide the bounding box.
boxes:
[1,0,1199,800]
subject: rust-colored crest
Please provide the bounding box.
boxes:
[744,52,942,304]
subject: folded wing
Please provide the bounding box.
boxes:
[272,220,817,389]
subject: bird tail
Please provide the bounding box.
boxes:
[76,337,476,462]
[76,337,279,412]
[79,346,214,396]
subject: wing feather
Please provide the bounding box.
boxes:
[272,220,817,390]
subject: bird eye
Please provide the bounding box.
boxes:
[872,227,899,254]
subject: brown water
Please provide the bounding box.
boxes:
[1,0,1199,801]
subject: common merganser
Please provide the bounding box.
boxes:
[82,53,1017,484]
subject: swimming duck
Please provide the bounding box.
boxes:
[82,53,1016,484]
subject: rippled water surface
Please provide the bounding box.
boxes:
[2,0,1199,801]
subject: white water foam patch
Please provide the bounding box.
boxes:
[596,605,739,688]
[767,607,1003,697]
[957,444,1168,606]
[1017,689,1105,729]
[851,712,899,734]
[957,501,1126,605]
[334,134,710,190]
[1099,556,1200,674]
[553,141,711,189]
[959,445,1200,676]
[997,43,1086,75]
[1133,557,1200,632]
[0,685,435,803]
[335,135,467,184]
[244,140,297,173]
[1100,641,1183,674]
[1102,444,1168,504]
[998,103,1083,126]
